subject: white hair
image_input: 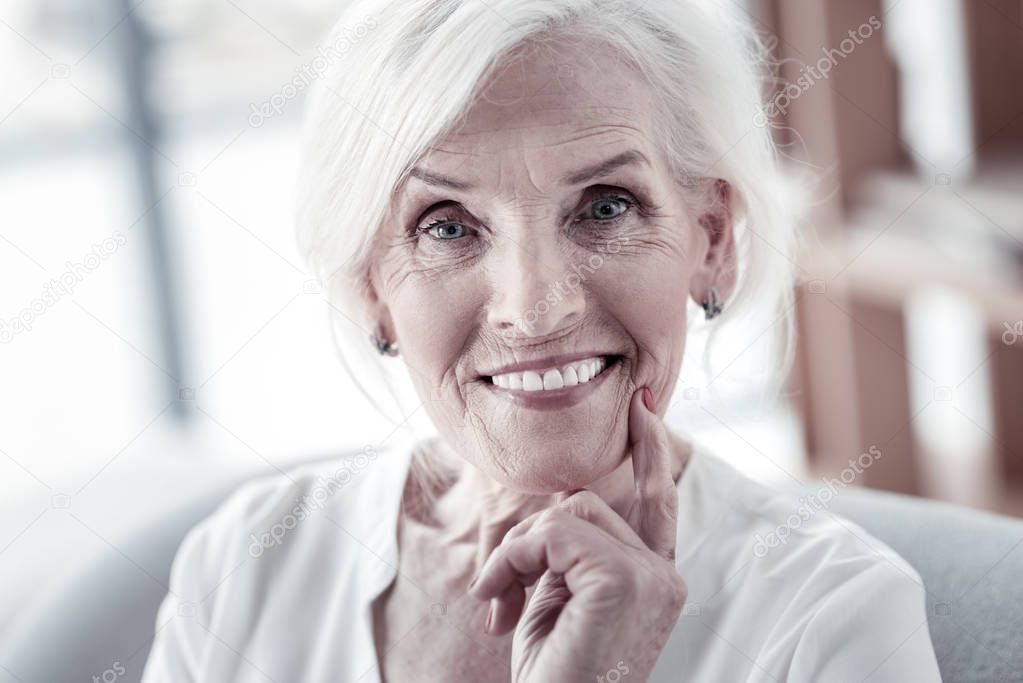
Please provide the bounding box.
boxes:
[294,0,806,430]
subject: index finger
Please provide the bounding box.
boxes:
[626,387,679,561]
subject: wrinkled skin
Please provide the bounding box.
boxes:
[367,33,737,683]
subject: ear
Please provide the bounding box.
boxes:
[363,271,397,346]
[689,178,738,308]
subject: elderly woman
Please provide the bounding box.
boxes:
[143,1,942,681]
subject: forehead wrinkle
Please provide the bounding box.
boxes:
[395,145,477,203]
[447,107,647,142]
[517,136,652,204]
[414,126,652,200]
[548,123,649,149]
[394,92,662,221]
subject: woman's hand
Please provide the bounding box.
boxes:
[467,387,687,683]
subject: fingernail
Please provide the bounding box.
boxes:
[642,387,656,413]
[483,603,493,634]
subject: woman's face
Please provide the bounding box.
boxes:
[371,37,731,493]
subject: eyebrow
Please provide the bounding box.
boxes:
[406,149,651,192]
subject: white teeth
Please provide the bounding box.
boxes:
[542,369,564,390]
[489,357,610,392]
[578,363,591,383]
[522,371,543,392]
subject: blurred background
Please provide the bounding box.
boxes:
[0,0,1021,679]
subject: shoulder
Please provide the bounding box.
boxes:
[198,445,401,546]
[673,445,941,680]
[679,443,920,581]
[141,440,414,681]
[157,438,415,624]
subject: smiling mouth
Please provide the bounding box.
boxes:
[484,355,620,392]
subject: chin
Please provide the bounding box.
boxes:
[454,356,634,493]
[477,429,628,495]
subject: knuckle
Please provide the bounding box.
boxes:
[661,565,687,596]
[503,509,543,542]
[642,427,669,458]
[640,481,679,515]
[559,489,600,514]
[535,506,567,531]
[503,520,529,543]
[654,428,670,453]
[589,571,639,606]
[669,575,688,611]
[672,572,688,598]
[646,569,687,615]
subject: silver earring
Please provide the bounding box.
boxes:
[702,286,723,320]
[370,333,398,356]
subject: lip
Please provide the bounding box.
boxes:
[481,356,620,411]
[479,352,617,377]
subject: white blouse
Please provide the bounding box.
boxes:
[141,437,942,682]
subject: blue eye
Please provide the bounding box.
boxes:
[586,196,632,221]
[424,220,468,240]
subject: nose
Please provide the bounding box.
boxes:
[486,234,586,339]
